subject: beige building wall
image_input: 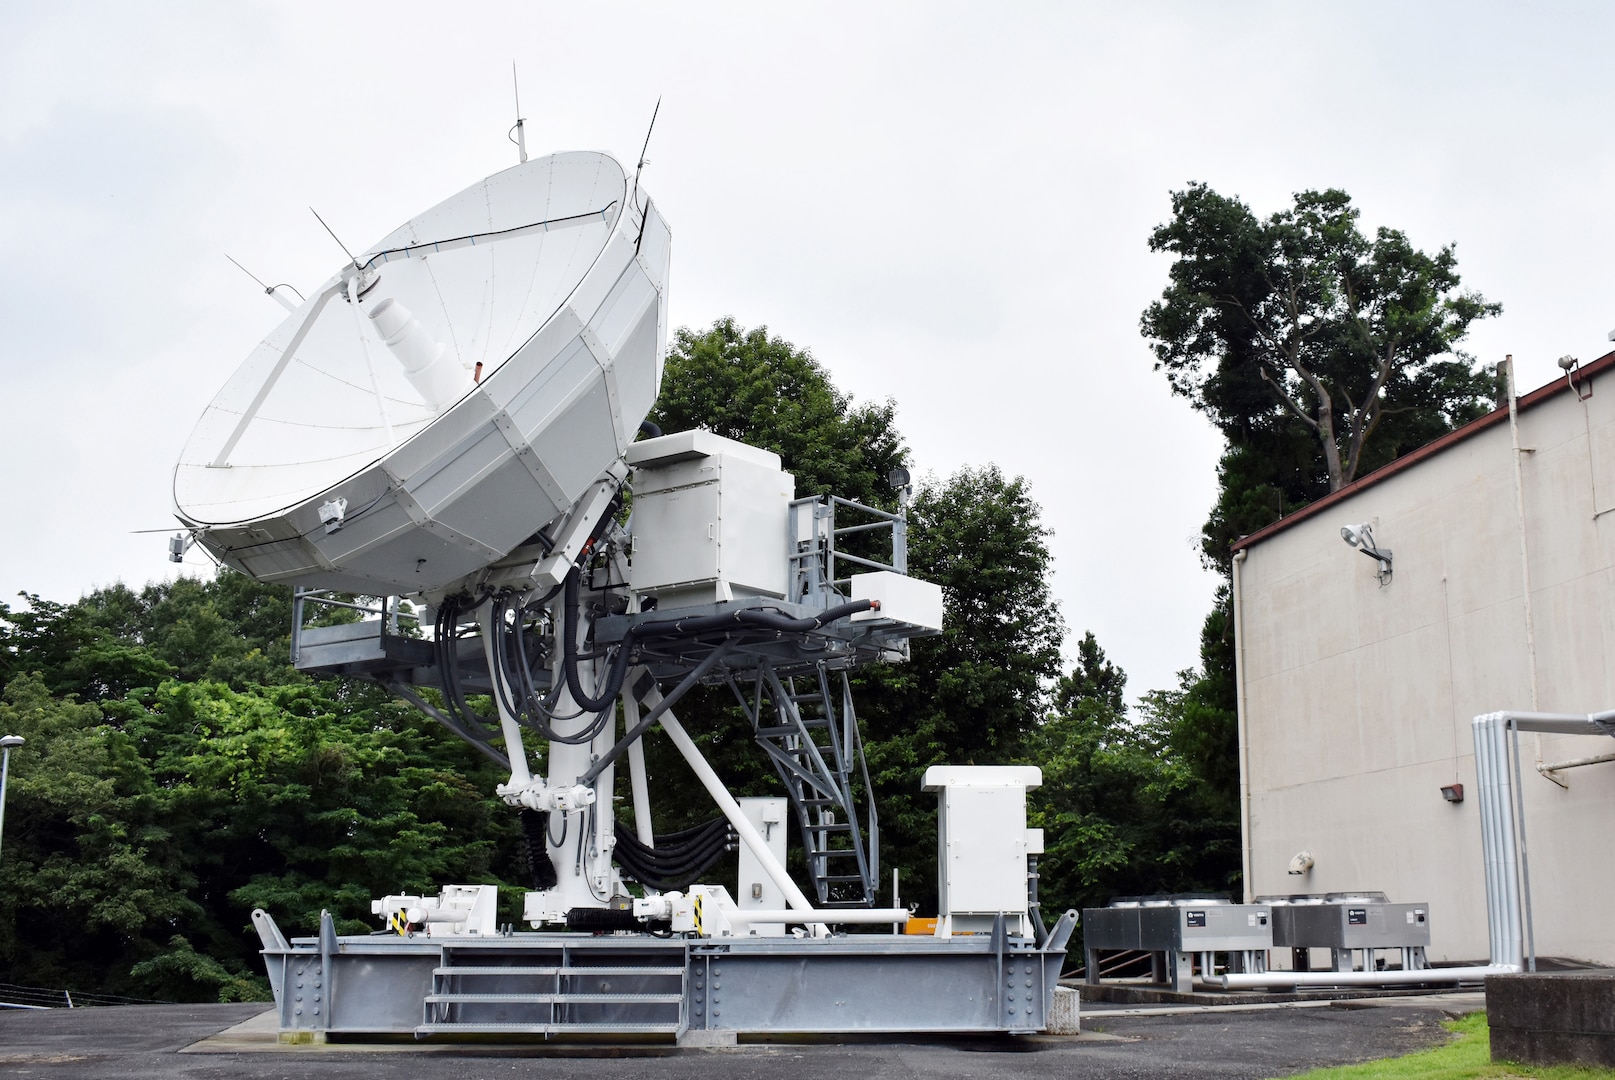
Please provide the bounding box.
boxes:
[1237,364,1615,965]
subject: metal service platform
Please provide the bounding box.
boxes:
[254,909,1076,1041]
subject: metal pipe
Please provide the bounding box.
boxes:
[1503,358,1542,730]
[737,908,909,925]
[1231,549,1253,903]
[1507,717,1537,971]
[1537,749,1615,774]
[1474,712,1525,968]
[655,697,827,936]
[576,648,728,786]
[1218,964,1517,990]
[623,694,655,847]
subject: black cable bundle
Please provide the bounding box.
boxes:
[565,907,640,933]
[434,594,501,739]
[612,816,736,890]
[519,808,558,890]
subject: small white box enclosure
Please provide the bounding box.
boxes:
[626,430,794,607]
[851,570,944,633]
[736,797,788,937]
[923,765,1042,936]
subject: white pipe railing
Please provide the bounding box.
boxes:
[1221,707,1614,990]
[1219,964,1515,990]
[737,908,909,926]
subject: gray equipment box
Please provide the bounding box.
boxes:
[1081,904,1143,952]
[1269,900,1430,950]
[1083,899,1271,992]
[1138,902,1273,953]
[1260,894,1431,973]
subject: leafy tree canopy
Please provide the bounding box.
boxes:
[650,317,908,506]
[1142,183,1500,498]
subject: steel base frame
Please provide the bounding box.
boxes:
[257,910,1074,1040]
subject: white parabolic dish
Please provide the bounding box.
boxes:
[175,151,671,594]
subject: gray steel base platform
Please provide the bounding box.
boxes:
[256,909,1075,1041]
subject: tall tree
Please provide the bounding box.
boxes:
[1029,632,1237,918]
[650,317,907,506]
[1142,184,1500,496]
[1138,185,1504,901]
[860,464,1065,913]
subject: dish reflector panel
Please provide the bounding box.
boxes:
[175,151,671,594]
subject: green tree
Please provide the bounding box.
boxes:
[1138,185,1501,901]
[632,318,916,843]
[0,578,523,1002]
[849,465,1065,914]
[649,318,908,505]
[1030,633,1240,920]
[0,675,205,997]
[1143,183,1499,497]
[642,321,1064,914]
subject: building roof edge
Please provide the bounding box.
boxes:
[1231,350,1613,552]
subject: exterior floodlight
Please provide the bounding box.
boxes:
[1340,522,1392,584]
[1440,783,1464,803]
[1558,355,1578,371]
[887,467,911,490]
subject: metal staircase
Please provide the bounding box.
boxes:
[744,662,878,906]
[418,943,687,1037]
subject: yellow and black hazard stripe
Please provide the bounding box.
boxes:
[388,909,410,936]
[692,892,704,937]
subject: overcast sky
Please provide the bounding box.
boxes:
[3,1,1612,702]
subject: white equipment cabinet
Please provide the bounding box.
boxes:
[924,765,1044,937]
[626,430,793,607]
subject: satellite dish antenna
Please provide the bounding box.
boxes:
[174,151,672,594]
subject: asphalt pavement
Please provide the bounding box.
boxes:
[0,993,1483,1079]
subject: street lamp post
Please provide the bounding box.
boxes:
[0,735,23,871]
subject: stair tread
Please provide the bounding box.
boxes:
[426,992,683,1004]
[433,965,683,977]
[417,1022,683,1034]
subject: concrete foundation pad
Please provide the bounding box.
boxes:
[1046,987,1081,1034]
[1487,970,1615,1068]
[678,1030,739,1047]
[1077,982,1484,1007]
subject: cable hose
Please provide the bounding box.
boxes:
[613,828,734,873]
[616,840,735,882]
[614,839,737,891]
[519,809,558,890]
[634,817,736,845]
[611,814,731,856]
[561,570,875,715]
[490,591,609,745]
[611,819,736,879]
[561,567,639,713]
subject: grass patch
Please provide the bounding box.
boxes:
[1278,1013,1615,1080]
